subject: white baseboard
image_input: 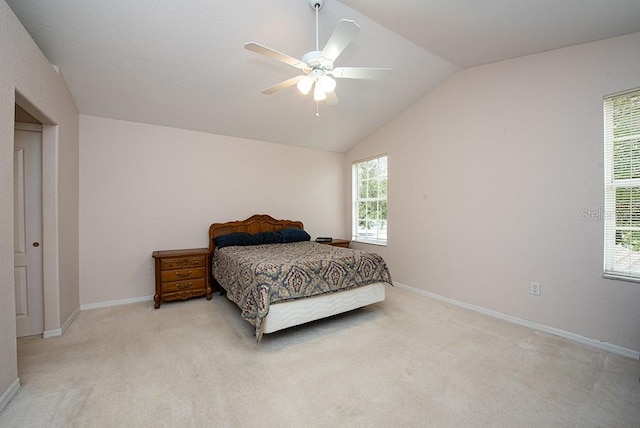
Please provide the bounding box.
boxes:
[42,328,61,338]
[394,282,640,361]
[62,306,80,334]
[80,295,154,311]
[0,378,20,413]
[43,305,81,338]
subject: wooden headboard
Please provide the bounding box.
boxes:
[208,214,304,254]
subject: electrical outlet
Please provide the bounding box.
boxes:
[147,263,154,275]
[530,282,541,296]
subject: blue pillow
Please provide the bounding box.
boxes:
[280,228,311,243]
[249,231,284,245]
[214,232,251,248]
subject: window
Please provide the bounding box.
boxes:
[604,89,640,280]
[352,155,387,245]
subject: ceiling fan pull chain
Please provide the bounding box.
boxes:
[316,100,320,117]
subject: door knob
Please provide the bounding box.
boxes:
[32,242,40,247]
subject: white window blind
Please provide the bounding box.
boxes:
[604,89,640,280]
[352,155,387,245]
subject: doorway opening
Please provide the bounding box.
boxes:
[13,99,62,340]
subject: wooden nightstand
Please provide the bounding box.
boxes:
[317,239,351,248]
[152,248,212,309]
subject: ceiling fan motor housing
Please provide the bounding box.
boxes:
[302,50,333,71]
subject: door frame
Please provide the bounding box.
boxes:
[14,108,61,337]
[41,123,61,337]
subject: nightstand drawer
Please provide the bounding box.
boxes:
[160,267,205,282]
[162,278,206,293]
[160,256,206,270]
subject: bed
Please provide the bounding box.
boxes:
[209,214,392,340]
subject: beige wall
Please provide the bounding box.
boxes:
[0,1,79,403]
[347,32,640,352]
[79,115,345,305]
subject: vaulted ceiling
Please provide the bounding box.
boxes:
[8,0,640,152]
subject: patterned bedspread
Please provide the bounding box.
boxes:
[213,241,392,338]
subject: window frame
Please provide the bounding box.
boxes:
[352,154,388,246]
[603,88,640,282]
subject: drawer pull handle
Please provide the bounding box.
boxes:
[175,271,192,278]
[176,282,192,290]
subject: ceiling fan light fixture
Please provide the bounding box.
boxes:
[313,83,327,101]
[318,75,336,93]
[297,75,315,95]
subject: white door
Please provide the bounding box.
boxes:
[14,124,44,337]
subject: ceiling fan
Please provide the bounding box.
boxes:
[244,0,391,106]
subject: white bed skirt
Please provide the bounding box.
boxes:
[261,282,386,334]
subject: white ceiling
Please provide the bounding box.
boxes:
[7,0,640,153]
[339,0,640,68]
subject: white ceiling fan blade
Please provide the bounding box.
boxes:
[245,42,308,70]
[331,67,392,80]
[326,91,339,105]
[261,75,304,95]
[321,19,360,63]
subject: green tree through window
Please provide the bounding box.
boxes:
[353,155,387,244]
[604,89,640,279]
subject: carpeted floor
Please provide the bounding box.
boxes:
[1,285,639,427]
